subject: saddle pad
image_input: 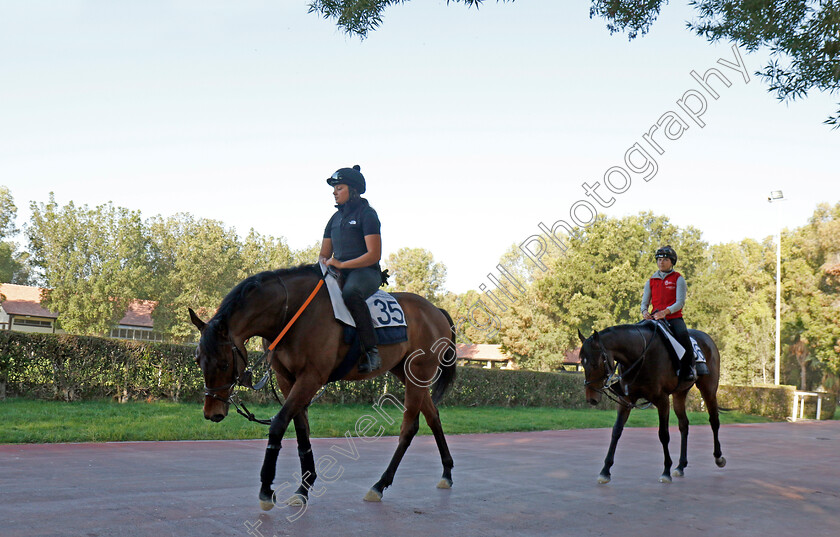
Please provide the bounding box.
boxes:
[690,337,707,364]
[320,261,407,328]
[647,320,706,363]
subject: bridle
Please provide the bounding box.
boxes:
[201,275,292,425]
[583,326,657,410]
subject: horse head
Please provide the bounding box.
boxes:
[578,329,612,406]
[189,308,246,422]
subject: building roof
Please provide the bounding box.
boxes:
[456,343,509,360]
[118,299,156,328]
[0,283,156,327]
[0,283,57,318]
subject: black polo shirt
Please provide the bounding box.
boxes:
[323,198,381,264]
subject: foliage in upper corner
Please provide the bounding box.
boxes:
[308,0,509,38]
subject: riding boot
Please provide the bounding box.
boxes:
[358,346,382,374]
[344,294,381,374]
[679,355,696,382]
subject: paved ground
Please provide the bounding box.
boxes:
[1,420,839,537]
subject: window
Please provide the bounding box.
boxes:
[13,318,53,328]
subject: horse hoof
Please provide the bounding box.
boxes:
[363,489,383,502]
[286,493,307,506]
[715,456,727,468]
[259,499,275,511]
[437,478,453,489]
[672,468,685,478]
[597,475,611,484]
[659,474,672,484]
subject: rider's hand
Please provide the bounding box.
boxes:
[642,312,653,320]
[325,257,343,269]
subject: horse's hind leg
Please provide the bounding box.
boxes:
[697,379,726,468]
[672,391,690,477]
[599,404,632,484]
[365,389,423,502]
[420,394,454,489]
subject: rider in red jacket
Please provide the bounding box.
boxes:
[640,245,697,382]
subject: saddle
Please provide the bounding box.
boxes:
[319,262,407,382]
[640,320,708,376]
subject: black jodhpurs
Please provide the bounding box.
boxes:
[341,266,381,350]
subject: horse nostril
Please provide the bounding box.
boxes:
[208,414,225,423]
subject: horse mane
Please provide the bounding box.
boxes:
[202,263,320,356]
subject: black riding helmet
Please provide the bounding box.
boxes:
[655,245,678,266]
[326,165,366,194]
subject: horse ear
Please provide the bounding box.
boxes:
[591,329,599,341]
[577,329,587,344]
[188,308,206,331]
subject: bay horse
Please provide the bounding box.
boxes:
[577,322,726,484]
[188,264,457,510]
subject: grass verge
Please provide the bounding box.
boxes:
[0,398,772,444]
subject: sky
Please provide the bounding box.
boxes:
[1,1,838,293]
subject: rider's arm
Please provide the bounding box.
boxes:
[319,238,333,263]
[641,280,652,319]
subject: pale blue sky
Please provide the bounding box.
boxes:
[2,1,838,292]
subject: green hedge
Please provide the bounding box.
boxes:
[1,331,835,419]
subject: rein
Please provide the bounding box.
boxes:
[203,269,328,426]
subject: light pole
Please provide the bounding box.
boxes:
[768,190,785,385]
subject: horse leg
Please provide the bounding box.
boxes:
[365,390,423,501]
[287,408,317,506]
[672,391,690,477]
[420,393,454,489]
[599,404,632,484]
[697,379,726,468]
[258,377,321,511]
[655,396,673,483]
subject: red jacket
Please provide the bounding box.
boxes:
[650,271,683,319]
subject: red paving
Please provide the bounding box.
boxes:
[1,420,839,537]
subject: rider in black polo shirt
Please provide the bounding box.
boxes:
[319,165,383,374]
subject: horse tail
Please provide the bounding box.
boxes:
[431,307,458,405]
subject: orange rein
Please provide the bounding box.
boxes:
[267,277,325,351]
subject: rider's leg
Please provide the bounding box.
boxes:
[342,267,382,373]
[668,317,696,382]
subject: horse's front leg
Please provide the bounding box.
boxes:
[655,396,673,483]
[672,391,690,477]
[259,377,321,511]
[599,404,632,484]
[288,408,317,506]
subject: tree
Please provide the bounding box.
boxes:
[781,202,840,389]
[239,229,295,279]
[691,239,775,385]
[310,0,840,127]
[501,212,707,371]
[0,186,31,284]
[384,247,448,304]
[147,214,244,342]
[26,195,151,335]
[590,0,840,127]
[308,0,508,38]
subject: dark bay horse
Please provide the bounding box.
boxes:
[577,322,726,483]
[188,264,457,510]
